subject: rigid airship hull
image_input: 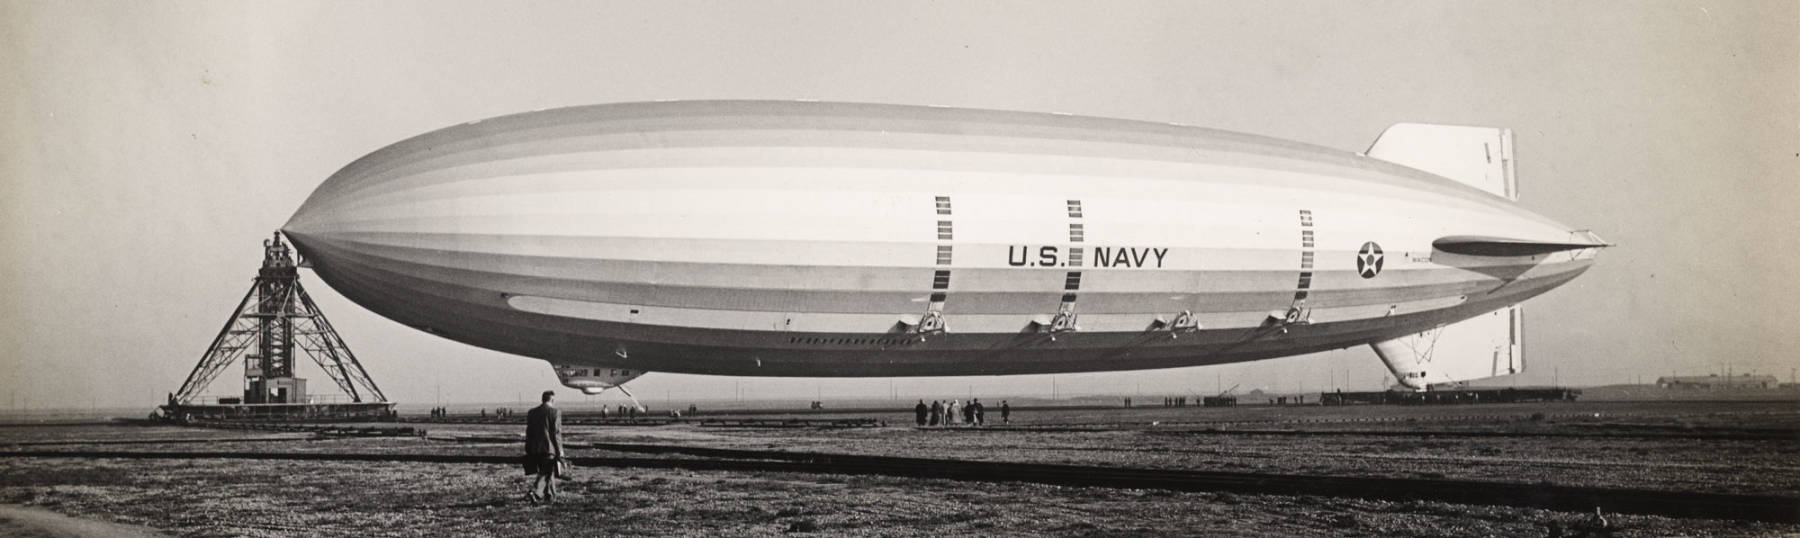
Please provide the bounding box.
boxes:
[283,101,1597,377]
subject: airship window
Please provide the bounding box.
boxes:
[935,196,952,215]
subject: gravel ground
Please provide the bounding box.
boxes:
[1,401,1793,536]
[0,457,1791,538]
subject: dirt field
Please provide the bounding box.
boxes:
[0,400,1794,537]
[1,458,1792,538]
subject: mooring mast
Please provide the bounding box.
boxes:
[163,232,387,418]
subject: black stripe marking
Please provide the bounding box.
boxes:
[1291,209,1316,312]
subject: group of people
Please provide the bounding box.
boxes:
[914,398,1009,426]
[426,406,528,419]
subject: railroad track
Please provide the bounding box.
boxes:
[1020,426,1796,441]
[3,445,1792,524]
[979,412,1800,437]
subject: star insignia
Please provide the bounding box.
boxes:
[1357,242,1384,278]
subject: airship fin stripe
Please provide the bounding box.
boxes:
[1434,236,1610,256]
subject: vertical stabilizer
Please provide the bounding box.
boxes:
[1367,123,1516,201]
[1371,306,1523,390]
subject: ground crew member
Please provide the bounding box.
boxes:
[524,390,563,503]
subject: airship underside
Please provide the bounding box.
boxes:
[283,101,1604,391]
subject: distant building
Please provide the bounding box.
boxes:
[1655,374,1778,389]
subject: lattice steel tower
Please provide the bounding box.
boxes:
[169,232,386,405]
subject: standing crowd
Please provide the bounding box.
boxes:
[913,398,1010,427]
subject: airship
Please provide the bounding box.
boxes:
[283,100,1606,404]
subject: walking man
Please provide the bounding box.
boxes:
[1001,400,1010,423]
[524,390,563,503]
[914,399,928,426]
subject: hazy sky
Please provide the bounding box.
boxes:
[3,1,1796,410]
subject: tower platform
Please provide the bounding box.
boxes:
[158,232,391,421]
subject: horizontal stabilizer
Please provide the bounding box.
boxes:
[1434,235,1610,256]
[1371,306,1522,390]
[1367,123,1516,201]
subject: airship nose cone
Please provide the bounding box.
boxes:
[281,197,335,268]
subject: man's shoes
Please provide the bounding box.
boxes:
[526,493,542,504]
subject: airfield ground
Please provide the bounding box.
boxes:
[0,400,1794,537]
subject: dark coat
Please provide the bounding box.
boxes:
[525,403,562,456]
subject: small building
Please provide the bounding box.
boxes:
[1655,374,1778,389]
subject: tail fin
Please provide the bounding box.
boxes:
[1372,305,1523,390]
[1367,123,1516,201]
